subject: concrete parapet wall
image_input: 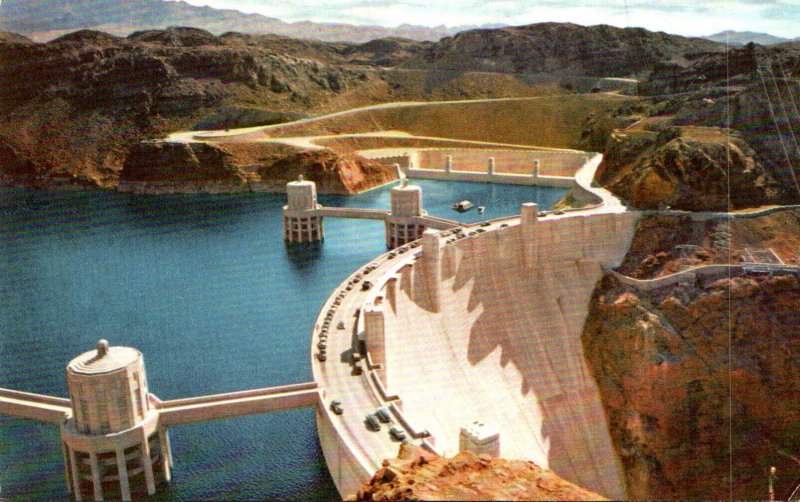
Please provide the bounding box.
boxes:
[388,402,430,440]
[404,167,575,188]
[0,388,71,407]
[605,264,750,291]
[157,382,318,409]
[158,385,319,426]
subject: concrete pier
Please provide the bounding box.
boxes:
[363,299,387,385]
[385,179,427,249]
[60,340,168,501]
[281,177,454,249]
[283,176,324,243]
[421,229,443,312]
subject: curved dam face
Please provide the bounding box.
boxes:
[376,211,638,499]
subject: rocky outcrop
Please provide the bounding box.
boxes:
[610,211,800,280]
[118,143,397,194]
[258,149,397,194]
[353,444,605,501]
[583,271,800,500]
[596,127,774,210]
[119,142,249,193]
[583,211,800,499]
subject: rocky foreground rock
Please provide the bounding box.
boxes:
[353,444,604,501]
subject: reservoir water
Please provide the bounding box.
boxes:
[0,180,567,500]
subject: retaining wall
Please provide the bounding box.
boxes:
[417,149,586,177]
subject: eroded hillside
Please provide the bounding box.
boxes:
[0,22,738,192]
[593,43,800,209]
[583,211,800,499]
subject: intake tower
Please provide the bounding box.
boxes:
[60,340,170,501]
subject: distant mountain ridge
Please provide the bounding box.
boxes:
[704,30,790,46]
[0,0,504,42]
[410,23,725,77]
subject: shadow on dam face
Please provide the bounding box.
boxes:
[382,217,635,500]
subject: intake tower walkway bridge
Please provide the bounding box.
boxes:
[282,173,460,249]
[0,341,319,501]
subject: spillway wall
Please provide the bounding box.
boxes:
[417,149,586,177]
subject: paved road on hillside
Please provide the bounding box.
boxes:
[165,93,633,143]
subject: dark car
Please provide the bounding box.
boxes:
[365,414,381,431]
[375,407,391,423]
[330,400,343,415]
[389,426,406,441]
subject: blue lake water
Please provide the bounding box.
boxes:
[0,179,566,500]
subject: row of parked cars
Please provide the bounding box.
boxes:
[365,407,406,441]
[329,401,407,441]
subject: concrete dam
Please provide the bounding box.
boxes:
[313,156,641,499]
[382,214,636,498]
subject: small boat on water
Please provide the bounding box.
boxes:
[452,200,474,212]
[477,206,485,214]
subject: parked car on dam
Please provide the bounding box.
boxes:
[330,400,343,415]
[365,414,381,431]
[389,426,406,441]
[375,408,391,423]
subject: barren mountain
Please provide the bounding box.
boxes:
[1,22,790,197]
[704,30,790,46]
[0,0,484,43]
[0,27,375,188]
[408,23,724,77]
[585,41,800,209]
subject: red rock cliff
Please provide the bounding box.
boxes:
[583,262,800,499]
[259,149,397,194]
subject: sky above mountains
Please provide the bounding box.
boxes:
[174,0,799,38]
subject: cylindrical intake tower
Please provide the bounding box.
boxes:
[283,176,324,243]
[60,340,171,502]
[385,179,426,249]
